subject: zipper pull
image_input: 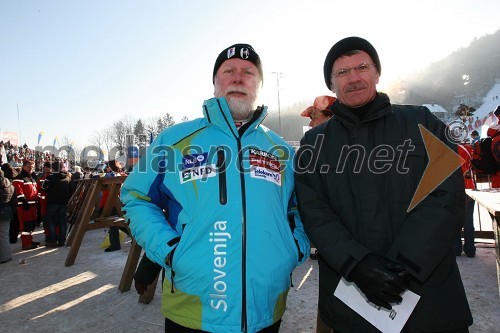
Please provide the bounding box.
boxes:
[170,269,175,293]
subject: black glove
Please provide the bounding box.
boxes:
[21,199,30,211]
[134,280,148,295]
[348,253,411,310]
[134,255,163,295]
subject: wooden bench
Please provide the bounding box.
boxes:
[465,188,500,297]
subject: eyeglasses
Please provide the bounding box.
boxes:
[332,63,376,79]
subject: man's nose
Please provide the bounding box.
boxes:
[232,71,244,83]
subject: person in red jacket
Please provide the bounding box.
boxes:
[12,160,39,250]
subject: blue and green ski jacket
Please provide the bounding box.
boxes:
[121,97,309,333]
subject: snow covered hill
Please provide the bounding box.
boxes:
[469,82,500,136]
[425,82,500,138]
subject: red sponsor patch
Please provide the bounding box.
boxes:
[249,149,281,171]
[249,156,280,171]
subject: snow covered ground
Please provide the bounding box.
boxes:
[0,226,499,332]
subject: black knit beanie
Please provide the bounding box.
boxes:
[212,43,262,83]
[323,36,381,89]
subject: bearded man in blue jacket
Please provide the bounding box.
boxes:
[121,43,309,333]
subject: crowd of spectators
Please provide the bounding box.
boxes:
[1,141,56,171]
[0,141,70,174]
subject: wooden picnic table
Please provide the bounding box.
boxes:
[465,188,500,296]
[64,176,159,302]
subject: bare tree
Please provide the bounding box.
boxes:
[90,131,105,153]
[58,135,77,164]
[122,114,135,136]
[59,135,72,148]
[111,120,126,153]
[110,115,136,158]
[144,117,159,142]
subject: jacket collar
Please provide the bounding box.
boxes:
[18,169,35,181]
[332,92,392,126]
[202,97,268,137]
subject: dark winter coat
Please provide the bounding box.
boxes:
[42,172,71,205]
[295,93,472,332]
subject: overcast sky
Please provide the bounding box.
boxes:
[1,0,499,148]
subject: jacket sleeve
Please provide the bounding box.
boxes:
[386,111,465,282]
[121,140,181,269]
[294,131,370,278]
[283,146,310,265]
[287,191,310,265]
[12,178,25,201]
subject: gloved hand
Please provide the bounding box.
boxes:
[134,280,148,295]
[21,199,30,211]
[134,255,163,295]
[348,253,411,310]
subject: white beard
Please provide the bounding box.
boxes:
[226,98,255,121]
[214,84,260,121]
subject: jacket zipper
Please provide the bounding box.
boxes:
[237,138,248,333]
[217,147,227,205]
[208,101,267,333]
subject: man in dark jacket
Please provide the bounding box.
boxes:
[42,160,71,247]
[295,37,472,332]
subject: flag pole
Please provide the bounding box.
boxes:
[17,102,22,146]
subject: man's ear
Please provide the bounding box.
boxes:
[330,82,337,95]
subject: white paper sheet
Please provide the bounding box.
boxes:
[334,278,420,333]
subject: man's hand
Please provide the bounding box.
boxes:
[348,253,411,310]
[21,199,30,211]
[134,255,163,295]
[134,281,148,295]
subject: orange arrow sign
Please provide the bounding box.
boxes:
[407,124,465,212]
